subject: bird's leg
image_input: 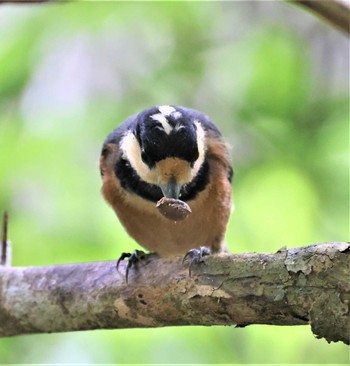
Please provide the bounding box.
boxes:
[117,249,146,283]
[117,249,151,283]
[182,246,211,277]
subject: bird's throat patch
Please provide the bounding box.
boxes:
[156,158,192,185]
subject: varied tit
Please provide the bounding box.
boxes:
[100,105,233,277]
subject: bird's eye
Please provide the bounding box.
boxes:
[141,149,154,167]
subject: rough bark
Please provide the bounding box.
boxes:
[0,242,349,344]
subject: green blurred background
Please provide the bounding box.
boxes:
[0,1,349,364]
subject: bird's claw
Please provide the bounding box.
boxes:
[116,249,146,283]
[182,246,211,277]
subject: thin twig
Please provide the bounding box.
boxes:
[1,211,8,266]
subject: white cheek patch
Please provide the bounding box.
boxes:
[119,131,157,184]
[192,121,206,178]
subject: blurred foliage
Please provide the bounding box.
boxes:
[0,1,349,364]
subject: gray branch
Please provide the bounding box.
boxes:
[0,242,349,344]
[289,0,350,34]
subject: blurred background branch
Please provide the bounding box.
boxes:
[0,212,8,266]
[0,0,49,3]
[290,0,350,34]
[0,243,349,344]
[1,1,350,35]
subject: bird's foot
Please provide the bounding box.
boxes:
[116,249,148,284]
[182,246,211,277]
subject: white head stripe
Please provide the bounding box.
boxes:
[150,113,173,135]
[172,111,182,119]
[174,123,185,132]
[158,105,176,116]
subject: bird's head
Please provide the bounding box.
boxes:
[119,105,206,199]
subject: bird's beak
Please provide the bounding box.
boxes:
[160,176,181,199]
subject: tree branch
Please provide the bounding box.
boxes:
[1,1,350,35]
[289,0,350,34]
[0,242,349,344]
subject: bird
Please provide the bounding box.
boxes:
[100,105,233,280]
